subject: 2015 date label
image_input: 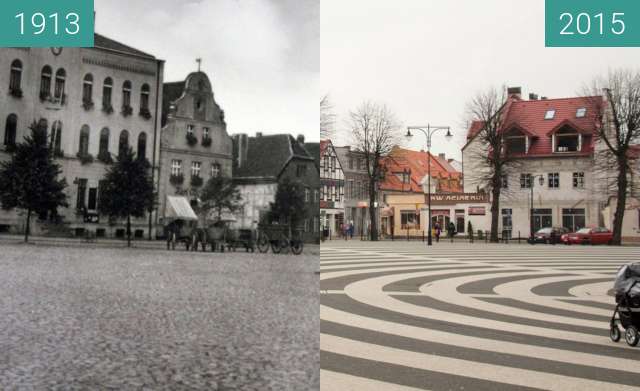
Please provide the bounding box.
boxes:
[0,0,93,48]
[546,0,640,47]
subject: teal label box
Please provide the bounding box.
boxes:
[0,0,94,47]
[545,0,640,47]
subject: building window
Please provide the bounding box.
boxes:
[532,208,553,231]
[54,68,66,100]
[40,65,52,98]
[555,127,581,152]
[103,77,113,109]
[191,161,201,177]
[99,128,110,156]
[544,109,556,120]
[506,136,526,154]
[140,84,150,111]
[562,208,586,232]
[573,172,585,188]
[211,163,220,178]
[331,156,336,171]
[320,185,325,201]
[9,59,22,93]
[297,164,307,177]
[501,174,508,189]
[203,127,209,139]
[305,188,310,202]
[78,125,90,156]
[82,74,93,104]
[304,219,309,232]
[118,130,129,157]
[548,173,559,188]
[4,114,17,147]
[187,124,195,134]
[576,108,586,118]
[171,160,182,176]
[520,173,531,189]
[122,80,132,108]
[314,189,318,202]
[137,132,147,160]
[76,178,88,209]
[400,210,420,229]
[51,121,62,154]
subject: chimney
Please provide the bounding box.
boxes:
[296,134,305,145]
[529,93,538,100]
[507,86,522,99]
[541,96,548,100]
[438,153,446,159]
[232,133,249,169]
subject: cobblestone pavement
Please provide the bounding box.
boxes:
[0,244,319,390]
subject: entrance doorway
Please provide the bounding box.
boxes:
[532,208,552,231]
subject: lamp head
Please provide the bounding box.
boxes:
[445,128,453,141]
[405,128,413,141]
[538,175,544,186]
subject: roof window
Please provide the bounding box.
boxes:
[544,110,556,120]
[576,107,586,118]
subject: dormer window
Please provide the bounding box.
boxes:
[553,126,581,152]
[544,110,556,120]
[576,107,586,118]
[506,136,526,154]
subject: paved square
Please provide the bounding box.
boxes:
[0,243,319,390]
[320,241,640,390]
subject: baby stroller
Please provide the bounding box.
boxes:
[610,263,640,346]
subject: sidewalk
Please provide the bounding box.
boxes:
[0,234,320,255]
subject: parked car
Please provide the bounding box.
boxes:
[561,227,613,245]
[532,227,569,244]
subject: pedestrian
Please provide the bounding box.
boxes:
[349,221,354,239]
[435,222,441,242]
[448,221,455,237]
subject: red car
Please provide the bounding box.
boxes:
[561,227,613,245]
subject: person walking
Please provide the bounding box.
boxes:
[435,222,441,243]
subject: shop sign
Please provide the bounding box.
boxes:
[468,206,486,215]
[429,193,489,205]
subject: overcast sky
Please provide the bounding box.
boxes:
[322,0,640,159]
[96,0,319,141]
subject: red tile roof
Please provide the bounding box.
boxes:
[380,146,462,193]
[466,95,603,158]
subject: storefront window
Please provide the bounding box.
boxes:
[562,208,585,232]
[532,208,552,231]
[400,210,420,229]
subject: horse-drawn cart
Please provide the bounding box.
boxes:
[163,196,199,250]
[256,223,304,255]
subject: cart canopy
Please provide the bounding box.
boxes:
[164,196,198,221]
[613,263,640,299]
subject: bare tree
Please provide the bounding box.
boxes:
[348,101,400,241]
[583,69,640,245]
[320,94,336,140]
[463,86,521,242]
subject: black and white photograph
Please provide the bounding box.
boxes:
[0,1,319,389]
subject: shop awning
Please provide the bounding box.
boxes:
[164,196,198,221]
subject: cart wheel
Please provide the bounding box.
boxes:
[610,325,621,342]
[625,326,639,346]
[257,236,270,253]
[271,240,282,254]
[291,240,304,255]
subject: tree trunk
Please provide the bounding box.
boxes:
[126,215,132,247]
[368,179,378,241]
[490,185,501,242]
[612,159,628,245]
[24,208,31,243]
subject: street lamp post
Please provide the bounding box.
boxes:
[405,125,453,246]
[529,174,546,243]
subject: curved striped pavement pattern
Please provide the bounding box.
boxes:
[320,241,640,391]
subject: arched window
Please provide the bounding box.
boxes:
[4,114,17,147]
[9,59,22,93]
[51,121,62,154]
[122,80,132,108]
[102,77,113,110]
[140,83,150,112]
[137,132,147,160]
[40,65,52,99]
[99,128,110,156]
[78,125,90,156]
[82,74,93,103]
[54,68,66,100]
[119,129,129,157]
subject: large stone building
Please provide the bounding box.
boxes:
[463,88,604,239]
[157,71,233,229]
[0,36,163,238]
[232,133,319,243]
